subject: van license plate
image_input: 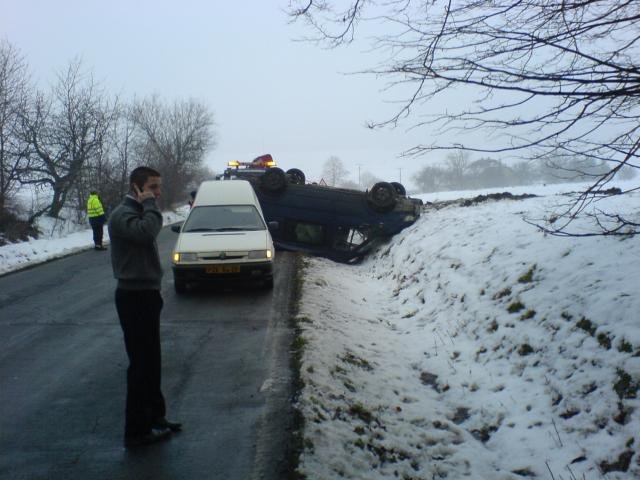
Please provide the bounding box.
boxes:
[206,265,240,274]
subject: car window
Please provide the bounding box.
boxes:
[285,221,326,245]
[183,205,265,232]
[333,226,370,251]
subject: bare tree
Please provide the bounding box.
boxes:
[0,40,30,214]
[413,165,443,193]
[288,0,640,234]
[22,59,114,219]
[131,95,215,208]
[359,170,383,190]
[71,102,136,220]
[445,151,471,189]
[321,155,349,186]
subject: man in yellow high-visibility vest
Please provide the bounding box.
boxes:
[87,190,107,250]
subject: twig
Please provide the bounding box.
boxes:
[551,418,563,447]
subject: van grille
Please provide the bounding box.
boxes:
[200,251,248,260]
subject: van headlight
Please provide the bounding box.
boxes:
[173,252,198,263]
[248,249,272,260]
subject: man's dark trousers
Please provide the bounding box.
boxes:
[89,216,104,246]
[115,289,166,437]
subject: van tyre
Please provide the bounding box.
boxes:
[260,167,287,193]
[367,182,397,213]
[286,168,306,185]
[390,181,406,197]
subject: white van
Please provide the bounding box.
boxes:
[171,180,276,293]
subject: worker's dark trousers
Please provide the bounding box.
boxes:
[89,216,104,246]
[115,289,166,437]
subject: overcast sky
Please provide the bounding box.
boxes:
[1,0,453,188]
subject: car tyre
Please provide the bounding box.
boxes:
[174,278,187,294]
[286,168,306,185]
[260,167,287,193]
[390,181,406,197]
[263,277,274,289]
[367,182,397,213]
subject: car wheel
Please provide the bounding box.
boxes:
[390,181,406,196]
[260,167,287,193]
[174,278,187,294]
[286,168,306,185]
[367,182,397,213]
[263,277,274,289]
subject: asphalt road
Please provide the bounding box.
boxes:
[0,226,299,480]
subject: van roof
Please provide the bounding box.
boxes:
[193,180,257,207]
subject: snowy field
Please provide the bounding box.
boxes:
[296,182,640,479]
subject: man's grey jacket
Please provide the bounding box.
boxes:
[108,195,163,290]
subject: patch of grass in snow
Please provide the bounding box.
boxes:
[348,403,375,424]
[420,371,446,392]
[470,418,502,443]
[597,332,612,350]
[449,407,471,425]
[295,315,313,324]
[475,346,488,361]
[507,300,525,313]
[340,352,374,371]
[520,309,536,320]
[292,336,308,351]
[561,311,573,321]
[613,369,639,400]
[575,316,596,335]
[511,467,536,477]
[517,264,537,283]
[363,441,412,466]
[600,447,634,474]
[493,287,512,300]
[517,343,535,356]
[342,379,357,392]
[559,409,580,419]
[331,364,347,376]
[618,339,633,353]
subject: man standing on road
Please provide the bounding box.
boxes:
[86,190,107,250]
[108,166,182,448]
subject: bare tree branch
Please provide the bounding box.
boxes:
[288,0,640,234]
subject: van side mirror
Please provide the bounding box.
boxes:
[268,221,279,231]
[171,223,182,233]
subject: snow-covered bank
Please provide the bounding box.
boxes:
[296,183,640,479]
[0,207,188,275]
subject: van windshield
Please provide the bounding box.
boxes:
[182,205,266,232]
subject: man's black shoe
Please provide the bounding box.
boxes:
[94,245,107,250]
[152,418,182,432]
[124,427,171,448]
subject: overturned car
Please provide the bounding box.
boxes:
[231,162,423,263]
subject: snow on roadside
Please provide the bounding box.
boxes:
[0,206,188,275]
[296,184,640,479]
